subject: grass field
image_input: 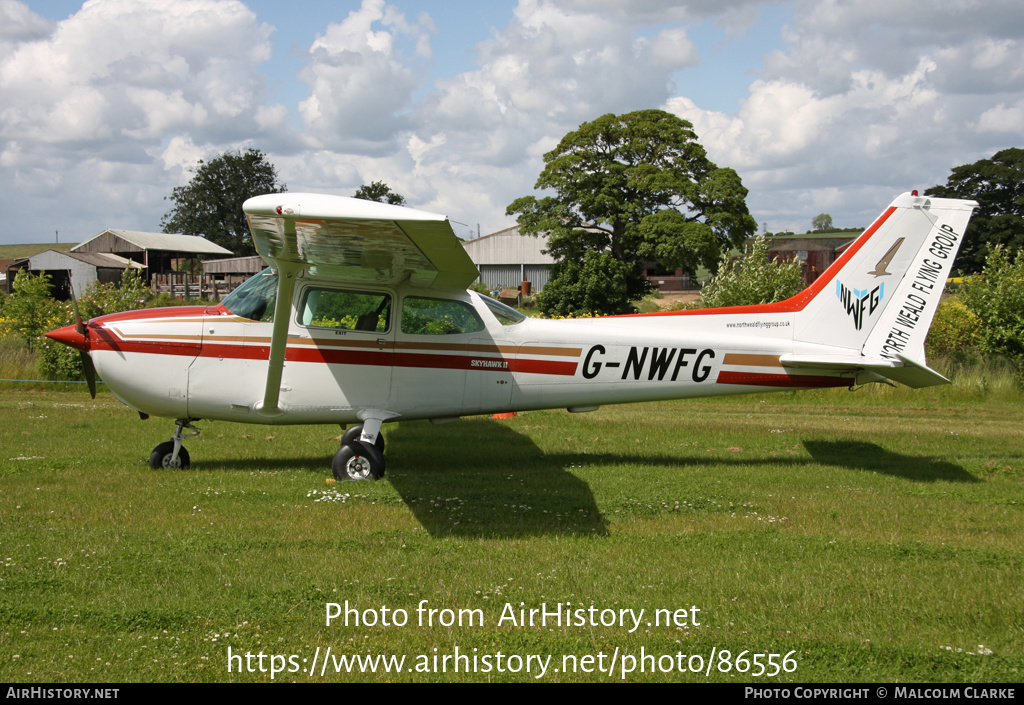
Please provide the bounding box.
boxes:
[0,383,1021,683]
[0,243,77,260]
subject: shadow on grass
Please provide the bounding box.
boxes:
[185,424,978,540]
[191,456,329,473]
[386,419,610,538]
[803,440,978,483]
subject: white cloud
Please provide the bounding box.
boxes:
[764,0,1024,95]
[975,101,1024,133]
[160,136,207,173]
[669,55,968,229]
[0,0,277,241]
[297,0,433,152]
[663,0,1024,231]
[2,0,1023,245]
[645,26,699,68]
[0,0,273,150]
[0,0,52,43]
[391,0,707,232]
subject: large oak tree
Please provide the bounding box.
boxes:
[925,147,1024,273]
[507,109,756,316]
[353,180,406,206]
[162,148,286,256]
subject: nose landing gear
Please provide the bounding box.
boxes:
[149,419,200,469]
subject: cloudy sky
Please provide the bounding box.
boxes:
[1,0,1022,247]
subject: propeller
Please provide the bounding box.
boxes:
[68,281,97,399]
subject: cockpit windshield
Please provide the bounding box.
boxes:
[480,294,526,326]
[221,268,277,322]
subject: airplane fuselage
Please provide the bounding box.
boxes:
[75,282,857,427]
[44,191,978,477]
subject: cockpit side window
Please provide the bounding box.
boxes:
[221,268,277,322]
[300,288,391,333]
[400,297,484,335]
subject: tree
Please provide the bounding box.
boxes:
[354,180,406,206]
[699,236,805,308]
[925,296,981,361]
[958,244,1024,384]
[507,109,756,316]
[812,213,833,231]
[925,148,1024,272]
[17,269,150,381]
[162,148,286,256]
[1,271,62,352]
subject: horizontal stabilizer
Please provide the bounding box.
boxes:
[780,353,950,388]
[886,354,951,388]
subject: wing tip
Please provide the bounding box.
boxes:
[244,192,448,223]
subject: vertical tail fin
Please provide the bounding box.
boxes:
[792,192,977,364]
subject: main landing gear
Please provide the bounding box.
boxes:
[149,419,200,469]
[332,423,386,481]
[146,418,387,480]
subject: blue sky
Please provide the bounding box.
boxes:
[2,0,1022,246]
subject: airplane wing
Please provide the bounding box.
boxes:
[243,193,479,291]
[242,193,479,417]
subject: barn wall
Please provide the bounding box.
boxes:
[28,251,98,299]
[476,264,551,293]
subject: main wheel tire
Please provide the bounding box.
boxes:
[332,440,385,481]
[149,441,190,469]
[341,424,385,453]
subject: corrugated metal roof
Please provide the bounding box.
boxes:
[61,251,146,268]
[72,230,234,255]
[29,249,143,269]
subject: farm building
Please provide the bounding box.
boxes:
[765,232,859,285]
[461,225,554,294]
[462,225,707,294]
[0,258,15,293]
[640,263,700,291]
[201,255,267,295]
[71,230,233,279]
[7,250,145,299]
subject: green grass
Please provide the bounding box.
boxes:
[0,339,38,383]
[0,386,1021,682]
[0,243,77,260]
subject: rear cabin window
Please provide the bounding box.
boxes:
[300,288,391,333]
[400,297,484,335]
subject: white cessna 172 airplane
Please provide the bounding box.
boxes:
[46,191,976,481]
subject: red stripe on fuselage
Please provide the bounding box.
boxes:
[284,345,577,376]
[92,332,578,376]
[716,370,852,388]
[599,206,899,320]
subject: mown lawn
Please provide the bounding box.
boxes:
[0,386,1021,682]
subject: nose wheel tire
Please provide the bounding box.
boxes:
[149,441,190,469]
[332,440,385,481]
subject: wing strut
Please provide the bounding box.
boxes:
[257,260,302,417]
